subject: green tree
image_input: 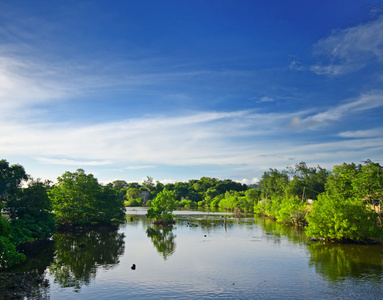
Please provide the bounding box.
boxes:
[306,192,380,241]
[0,159,28,203]
[110,180,128,190]
[0,215,25,268]
[259,169,289,199]
[287,162,328,200]
[306,161,382,241]
[49,169,125,228]
[276,195,306,224]
[7,179,56,244]
[126,187,140,200]
[109,180,129,202]
[174,182,190,200]
[352,161,383,208]
[146,190,175,225]
[0,160,29,268]
[142,176,155,192]
[325,162,360,199]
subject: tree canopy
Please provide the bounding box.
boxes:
[146,190,176,225]
[0,159,28,202]
[49,169,125,228]
[306,161,383,241]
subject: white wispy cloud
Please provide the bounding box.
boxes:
[338,128,383,138]
[258,96,275,102]
[310,15,383,75]
[290,90,383,130]
[125,166,156,170]
[0,105,298,170]
[36,157,112,166]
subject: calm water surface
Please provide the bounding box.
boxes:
[6,208,383,299]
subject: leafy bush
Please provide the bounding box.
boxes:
[276,195,307,224]
[49,169,125,227]
[177,198,197,208]
[7,180,56,243]
[124,198,143,207]
[306,193,381,241]
[0,216,25,268]
[146,190,175,223]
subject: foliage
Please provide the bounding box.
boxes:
[0,159,28,201]
[49,169,125,227]
[324,162,360,199]
[176,198,197,209]
[275,195,307,224]
[254,196,282,218]
[146,190,175,223]
[124,197,143,207]
[259,168,289,199]
[255,163,329,225]
[110,180,129,190]
[141,176,155,192]
[126,187,140,200]
[6,180,56,244]
[287,162,328,200]
[306,161,383,241]
[352,160,383,208]
[306,193,381,241]
[0,216,25,268]
[112,176,248,206]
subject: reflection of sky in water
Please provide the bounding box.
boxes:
[47,209,383,299]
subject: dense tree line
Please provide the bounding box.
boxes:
[256,161,383,242]
[120,176,249,207]
[108,160,383,242]
[2,158,383,268]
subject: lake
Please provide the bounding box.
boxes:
[2,207,383,299]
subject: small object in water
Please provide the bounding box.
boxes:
[131,264,136,270]
[204,235,207,237]
[130,217,133,222]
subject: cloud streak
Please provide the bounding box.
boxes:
[290,90,383,130]
[36,158,112,166]
[338,128,383,138]
[311,15,383,75]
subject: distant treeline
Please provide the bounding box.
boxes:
[119,160,383,242]
[112,176,249,208]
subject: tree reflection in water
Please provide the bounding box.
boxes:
[307,242,383,282]
[49,231,125,291]
[0,240,55,300]
[254,216,309,245]
[146,226,176,260]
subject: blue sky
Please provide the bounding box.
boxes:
[1,0,382,184]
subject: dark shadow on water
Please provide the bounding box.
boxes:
[0,239,55,300]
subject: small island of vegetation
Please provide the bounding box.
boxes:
[146,190,176,226]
